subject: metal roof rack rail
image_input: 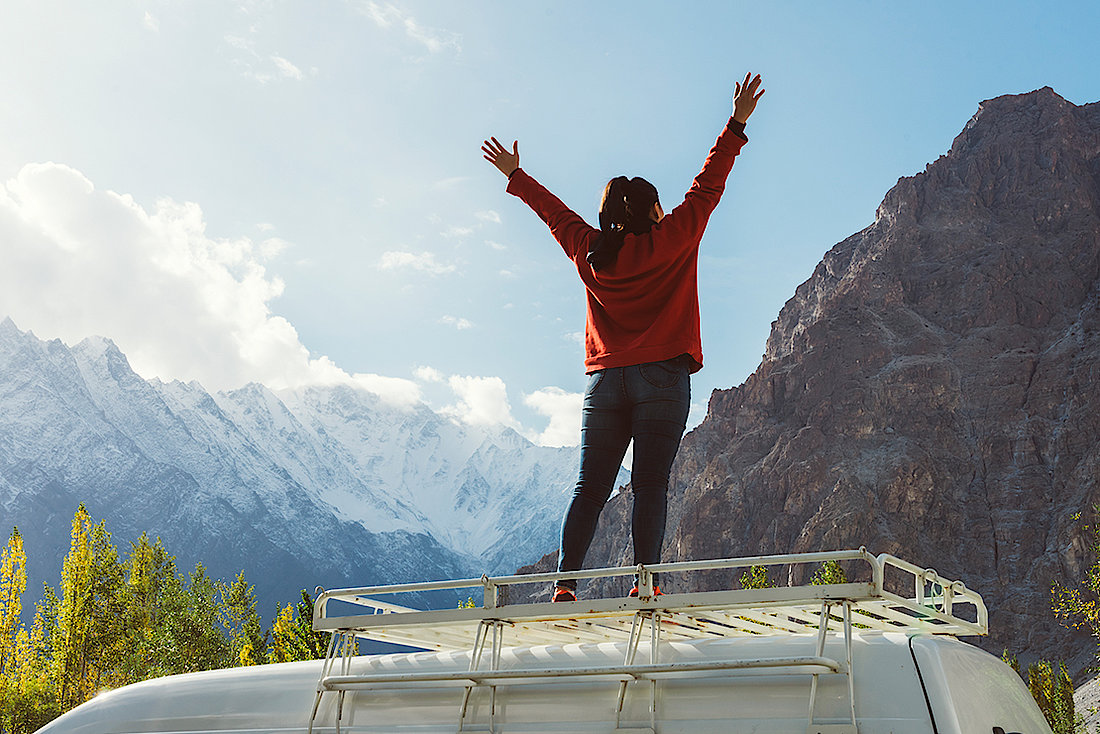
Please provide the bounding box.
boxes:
[308,549,986,733]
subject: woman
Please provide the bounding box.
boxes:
[482,72,764,602]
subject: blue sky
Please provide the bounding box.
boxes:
[1,1,1097,445]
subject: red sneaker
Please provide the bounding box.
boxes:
[629,585,662,597]
[551,587,577,603]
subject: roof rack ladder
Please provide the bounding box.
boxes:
[615,609,662,732]
[806,601,858,734]
[308,629,357,734]
[458,618,507,733]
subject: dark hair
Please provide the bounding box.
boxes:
[586,176,660,272]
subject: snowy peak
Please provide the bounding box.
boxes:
[0,318,596,618]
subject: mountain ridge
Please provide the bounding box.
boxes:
[517,87,1100,673]
[0,315,600,616]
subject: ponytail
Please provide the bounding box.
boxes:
[587,176,660,272]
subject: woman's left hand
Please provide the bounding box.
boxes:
[482,137,520,177]
[733,72,765,124]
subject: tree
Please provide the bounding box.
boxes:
[1053,510,1100,645]
[810,560,848,586]
[50,504,126,709]
[217,571,268,666]
[0,506,330,732]
[739,565,775,589]
[1003,653,1079,734]
[269,591,327,663]
[0,527,27,679]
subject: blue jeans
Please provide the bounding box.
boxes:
[556,356,691,591]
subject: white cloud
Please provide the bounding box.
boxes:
[439,315,473,330]
[442,375,519,429]
[271,55,304,80]
[441,225,473,239]
[413,366,445,383]
[524,387,582,447]
[225,34,252,51]
[358,2,461,54]
[564,331,585,346]
[485,240,507,251]
[223,34,309,84]
[143,12,159,32]
[377,250,455,275]
[0,162,363,393]
[351,373,422,409]
[258,237,289,259]
[475,210,501,225]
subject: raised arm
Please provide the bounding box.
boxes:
[733,72,765,124]
[657,72,763,247]
[483,135,597,259]
[482,137,520,178]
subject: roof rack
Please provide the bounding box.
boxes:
[308,549,986,734]
[312,549,986,651]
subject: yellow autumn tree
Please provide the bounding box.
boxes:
[0,527,27,679]
[51,504,126,710]
[217,571,267,667]
[268,590,327,664]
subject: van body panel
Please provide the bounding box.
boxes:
[910,636,1051,734]
[34,633,1041,734]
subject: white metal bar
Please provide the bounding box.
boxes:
[315,550,879,621]
[321,656,844,690]
[616,613,646,727]
[312,551,986,654]
[650,612,661,731]
[808,601,830,726]
[844,602,856,727]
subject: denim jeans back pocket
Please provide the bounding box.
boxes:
[586,370,606,392]
[638,359,685,389]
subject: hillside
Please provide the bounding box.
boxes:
[520,88,1100,672]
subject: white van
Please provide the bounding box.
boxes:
[37,550,1052,734]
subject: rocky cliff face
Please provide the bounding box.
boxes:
[520,88,1100,672]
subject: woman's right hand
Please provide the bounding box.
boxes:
[482,137,520,177]
[733,72,765,124]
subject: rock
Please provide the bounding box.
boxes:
[1075,677,1100,729]
[516,87,1100,677]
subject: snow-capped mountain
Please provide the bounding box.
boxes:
[0,317,625,614]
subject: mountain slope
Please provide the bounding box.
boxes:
[520,88,1100,671]
[0,319,597,614]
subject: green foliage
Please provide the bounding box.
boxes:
[0,505,326,733]
[1003,653,1080,734]
[1053,508,1100,644]
[810,560,848,586]
[268,590,328,664]
[739,565,775,589]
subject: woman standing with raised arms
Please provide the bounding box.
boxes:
[482,72,764,602]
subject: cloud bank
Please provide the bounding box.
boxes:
[0,162,387,396]
[0,162,580,444]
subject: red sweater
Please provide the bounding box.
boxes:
[506,119,748,374]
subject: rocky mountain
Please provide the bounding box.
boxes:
[0,318,604,615]
[520,88,1100,673]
